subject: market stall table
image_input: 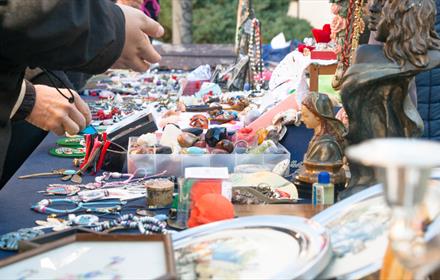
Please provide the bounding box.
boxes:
[0,132,320,261]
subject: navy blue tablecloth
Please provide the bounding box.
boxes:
[0,133,151,260]
[0,124,314,260]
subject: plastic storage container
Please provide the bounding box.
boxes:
[127,137,291,177]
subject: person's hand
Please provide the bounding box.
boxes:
[26,85,92,136]
[113,4,164,72]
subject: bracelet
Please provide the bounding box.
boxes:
[31,198,125,214]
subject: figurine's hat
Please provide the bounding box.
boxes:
[307,92,347,135]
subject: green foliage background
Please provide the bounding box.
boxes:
[158,0,312,43]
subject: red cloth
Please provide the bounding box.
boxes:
[312,24,332,43]
[188,193,235,228]
[190,180,222,209]
[298,44,315,53]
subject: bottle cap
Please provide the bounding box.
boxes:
[318,172,330,184]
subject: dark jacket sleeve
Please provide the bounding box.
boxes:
[0,0,125,126]
[0,0,125,73]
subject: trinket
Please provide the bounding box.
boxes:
[156,145,173,154]
[249,140,278,154]
[0,228,44,251]
[234,127,257,147]
[35,217,70,232]
[193,140,207,148]
[145,179,174,209]
[41,185,81,196]
[210,111,237,124]
[49,147,86,158]
[19,169,76,179]
[185,147,207,155]
[265,129,281,143]
[183,127,203,136]
[160,124,182,150]
[90,213,168,235]
[178,132,199,148]
[72,214,99,226]
[227,96,249,111]
[205,127,227,147]
[255,128,269,145]
[56,137,85,147]
[215,140,234,153]
[211,148,229,154]
[136,209,156,216]
[31,198,126,214]
[137,133,157,146]
[189,114,209,129]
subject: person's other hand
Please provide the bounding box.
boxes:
[113,4,164,72]
[26,85,92,136]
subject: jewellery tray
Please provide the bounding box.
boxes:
[127,137,290,177]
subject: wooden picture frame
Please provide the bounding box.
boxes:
[0,233,176,280]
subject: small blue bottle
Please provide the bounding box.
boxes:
[312,172,334,205]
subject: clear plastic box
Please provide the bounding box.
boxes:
[127,137,291,177]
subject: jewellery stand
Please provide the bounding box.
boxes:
[347,138,440,279]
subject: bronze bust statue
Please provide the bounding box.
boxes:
[340,0,440,194]
[295,92,347,196]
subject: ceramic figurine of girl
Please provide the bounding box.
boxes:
[295,92,347,196]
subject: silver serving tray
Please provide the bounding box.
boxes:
[173,215,331,279]
[313,184,385,280]
[314,181,440,280]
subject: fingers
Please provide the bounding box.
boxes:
[62,116,80,135]
[52,125,65,136]
[73,94,92,125]
[140,16,164,38]
[139,35,161,64]
[68,107,87,131]
[130,57,150,72]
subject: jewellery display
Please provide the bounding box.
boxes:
[39,185,81,196]
[56,137,85,147]
[19,169,76,180]
[49,147,86,158]
[31,198,126,214]
[34,217,71,232]
[71,214,99,226]
[89,214,168,235]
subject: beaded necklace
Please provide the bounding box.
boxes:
[90,213,168,234]
[248,18,263,89]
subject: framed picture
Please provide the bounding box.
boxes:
[0,234,176,280]
[18,227,96,253]
[172,215,331,279]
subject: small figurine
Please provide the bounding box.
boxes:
[294,92,347,198]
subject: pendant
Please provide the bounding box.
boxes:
[42,185,81,196]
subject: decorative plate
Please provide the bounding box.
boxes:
[172,215,331,279]
[313,185,388,279]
